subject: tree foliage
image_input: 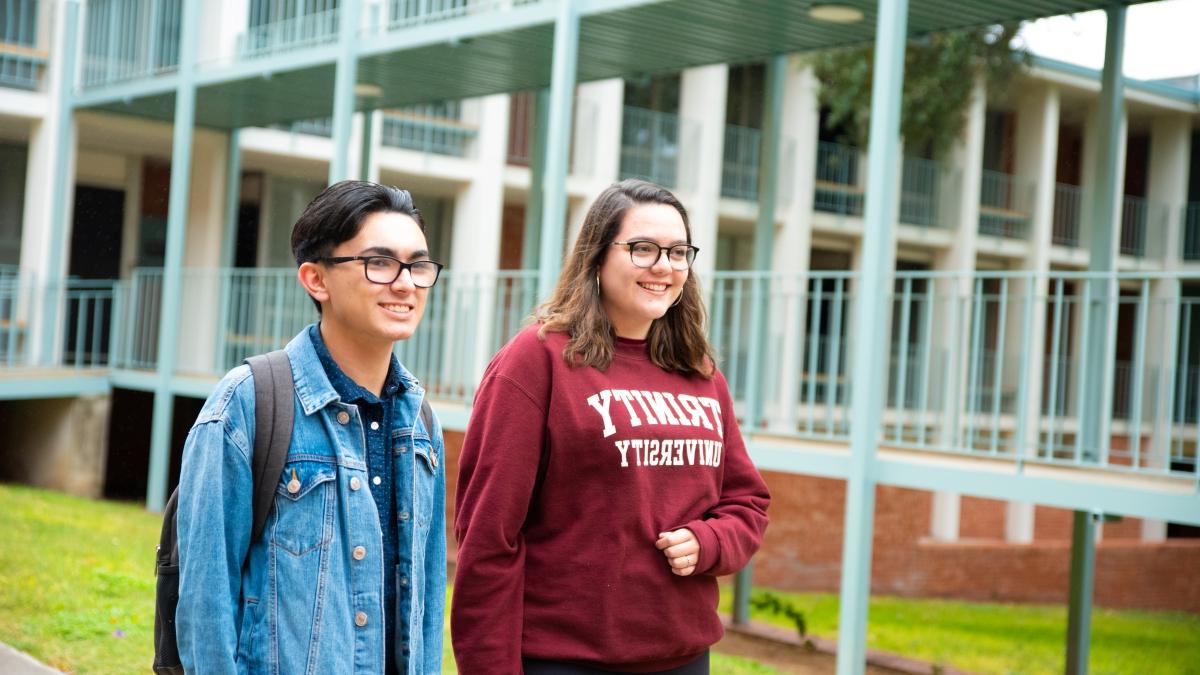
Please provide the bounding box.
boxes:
[809,24,1029,159]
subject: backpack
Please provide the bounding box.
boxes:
[151,349,435,674]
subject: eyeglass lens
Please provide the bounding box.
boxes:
[628,242,695,270]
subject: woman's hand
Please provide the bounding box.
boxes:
[655,528,700,577]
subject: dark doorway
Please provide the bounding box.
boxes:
[70,186,124,279]
[103,389,204,502]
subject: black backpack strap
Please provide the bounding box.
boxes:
[419,397,434,439]
[245,350,295,544]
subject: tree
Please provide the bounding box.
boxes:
[809,23,1029,159]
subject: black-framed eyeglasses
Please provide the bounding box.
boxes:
[321,255,444,288]
[612,240,699,271]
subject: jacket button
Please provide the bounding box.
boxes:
[353,545,366,560]
[349,477,361,491]
[355,611,368,627]
[337,411,350,425]
[431,454,439,468]
[398,511,410,521]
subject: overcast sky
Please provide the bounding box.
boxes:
[1019,0,1200,81]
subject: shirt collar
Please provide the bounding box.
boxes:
[307,323,404,405]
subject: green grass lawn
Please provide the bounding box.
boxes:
[719,587,1200,674]
[2,483,1196,675]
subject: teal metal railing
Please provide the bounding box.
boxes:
[81,0,182,87]
[33,266,1200,480]
[721,124,760,201]
[269,117,334,136]
[978,170,1034,239]
[0,276,115,368]
[381,102,476,157]
[899,156,957,228]
[0,0,44,90]
[1052,183,1084,247]
[238,3,339,59]
[1120,196,1169,259]
[814,141,862,216]
[1185,203,1200,261]
[620,106,680,188]
[385,0,543,30]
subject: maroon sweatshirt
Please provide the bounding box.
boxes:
[452,325,770,673]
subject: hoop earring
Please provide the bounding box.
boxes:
[671,289,684,308]
[595,272,601,296]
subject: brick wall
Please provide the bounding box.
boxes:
[439,433,1200,611]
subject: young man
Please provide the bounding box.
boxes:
[175,180,446,675]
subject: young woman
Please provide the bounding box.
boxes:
[452,179,770,674]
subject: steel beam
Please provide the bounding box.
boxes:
[836,0,908,672]
[536,0,579,301]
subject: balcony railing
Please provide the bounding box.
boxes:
[899,156,957,228]
[237,6,339,59]
[620,106,681,189]
[814,141,863,216]
[1052,183,1084,248]
[1185,203,1200,262]
[721,124,760,201]
[1120,196,1169,259]
[381,103,475,157]
[1,0,44,90]
[269,117,334,137]
[81,0,182,88]
[386,0,543,30]
[5,267,1198,481]
[978,170,1034,239]
[0,277,115,369]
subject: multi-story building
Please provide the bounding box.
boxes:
[1,0,1198,666]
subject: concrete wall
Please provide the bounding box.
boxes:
[0,395,111,498]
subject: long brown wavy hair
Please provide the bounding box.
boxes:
[534,179,715,378]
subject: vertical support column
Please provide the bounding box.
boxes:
[771,60,819,434]
[1007,85,1060,542]
[214,129,242,371]
[928,77,985,541]
[733,53,785,626]
[359,109,376,181]
[1068,6,1126,671]
[837,1,908,673]
[677,64,728,280]
[30,0,82,366]
[146,0,204,511]
[328,0,363,184]
[536,0,579,301]
[523,89,550,270]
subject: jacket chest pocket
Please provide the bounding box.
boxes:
[271,459,336,556]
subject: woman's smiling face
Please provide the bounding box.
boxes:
[597,203,689,340]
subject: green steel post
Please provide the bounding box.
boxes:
[146,0,203,512]
[1066,510,1097,674]
[214,129,242,370]
[360,108,375,181]
[536,0,579,301]
[734,53,786,626]
[1068,5,1125,667]
[523,88,550,270]
[837,0,908,673]
[329,0,363,184]
[41,0,81,366]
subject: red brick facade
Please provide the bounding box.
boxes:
[440,432,1200,612]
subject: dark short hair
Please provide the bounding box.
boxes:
[291,180,425,312]
[290,180,425,266]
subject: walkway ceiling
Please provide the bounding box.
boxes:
[75,0,1153,130]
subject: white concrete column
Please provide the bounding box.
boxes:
[177,129,231,375]
[204,0,249,64]
[1003,84,1060,543]
[119,157,143,279]
[678,64,728,280]
[1147,115,1190,266]
[450,93,509,383]
[928,77,986,540]
[770,60,819,431]
[574,78,623,183]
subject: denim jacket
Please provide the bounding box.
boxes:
[175,329,447,675]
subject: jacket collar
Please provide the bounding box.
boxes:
[285,324,424,417]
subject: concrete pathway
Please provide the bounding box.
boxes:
[0,642,61,674]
